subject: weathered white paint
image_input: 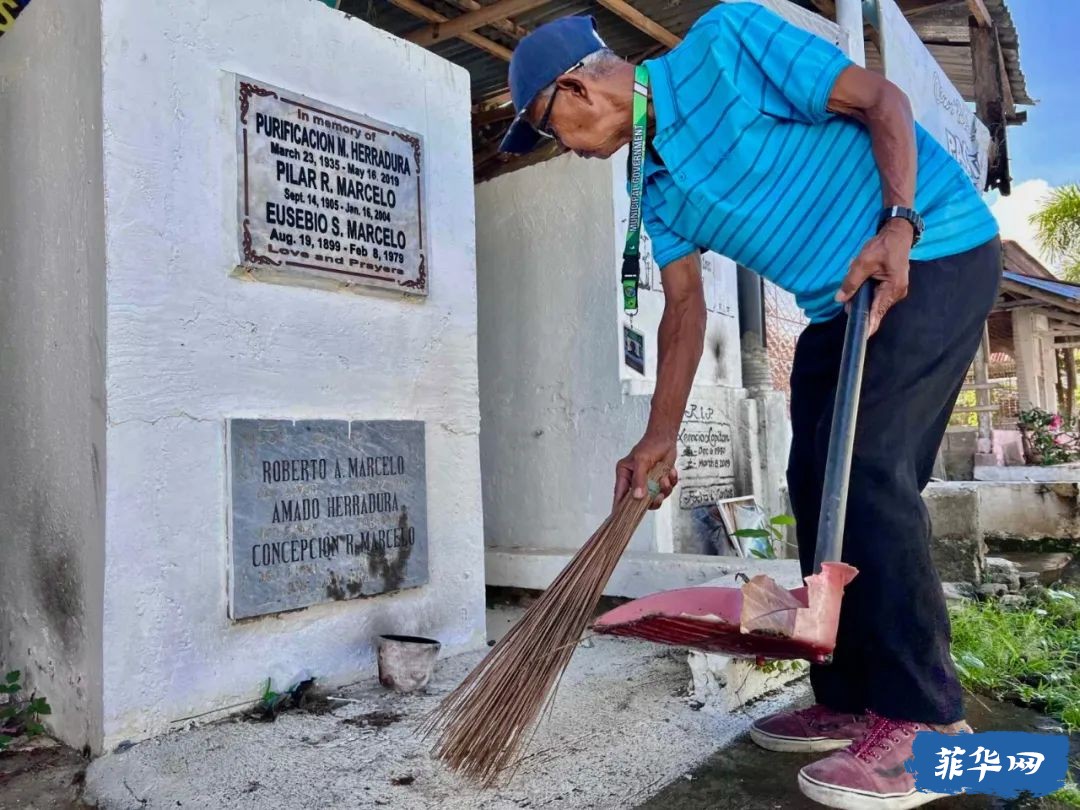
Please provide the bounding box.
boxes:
[688,651,807,713]
[476,151,753,560]
[0,0,482,752]
[925,481,1080,542]
[476,153,662,555]
[97,0,484,749]
[974,465,1080,483]
[1012,309,1058,411]
[608,146,742,393]
[877,0,990,189]
[0,0,107,752]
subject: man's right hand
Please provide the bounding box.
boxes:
[613,434,679,511]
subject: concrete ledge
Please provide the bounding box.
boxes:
[485,548,804,599]
[974,465,1080,483]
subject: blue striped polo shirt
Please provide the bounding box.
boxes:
[640,1,999,322]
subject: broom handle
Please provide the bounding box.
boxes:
[812,283,872,572]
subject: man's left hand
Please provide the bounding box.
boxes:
[835,218,913,336]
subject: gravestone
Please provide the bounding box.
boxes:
[235,76,428,295]
[677,402,736,511]
[228,419,428,619]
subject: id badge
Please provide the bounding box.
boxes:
[623,325,645,375]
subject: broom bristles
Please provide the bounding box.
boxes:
[422,465,669,785]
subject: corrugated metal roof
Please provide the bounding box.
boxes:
[1003,271,1080,304]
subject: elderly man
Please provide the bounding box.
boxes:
[499,3,1000,808]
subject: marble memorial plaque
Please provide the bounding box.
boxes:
[235,76,427,295]
[677,403,735,510]
[228,419,428,619]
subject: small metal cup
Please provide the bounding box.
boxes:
[377,634,441,693]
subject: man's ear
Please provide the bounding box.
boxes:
[557,74,590,102]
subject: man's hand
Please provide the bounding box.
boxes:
[614,433,678,511]
[835,218,912,336]
[613,251,701,512]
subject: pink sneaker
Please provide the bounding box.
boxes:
[797,712,971,809]
[750,704,870,753]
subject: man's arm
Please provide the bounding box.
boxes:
[827,65,917,335]
[614,252,707,507]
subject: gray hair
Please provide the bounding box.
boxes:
[533,49,624,108]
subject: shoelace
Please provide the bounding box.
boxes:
[850,712,919,762]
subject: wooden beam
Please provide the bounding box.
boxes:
[1038,309,1080,330]
[473,104,515,127]
[913,26,972,45]
[406,0,550,47]
[970,20,1010,194]
[475,89,513,109]
[966,0,992,28]
[999,283,1080,318]
[630,43,669,63]
[595,0,681,48]
[996,298,1041,311]
[902,0,958,20]
[443,0,529,39]
[995,27,1015,117]
[476,138,563,182]
[804,0,836,19]
[389,0,513,59]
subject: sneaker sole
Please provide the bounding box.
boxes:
[749,726,854,753]
[798,770,949,809]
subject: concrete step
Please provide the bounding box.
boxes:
[996,551,1076,586]
[485,548,802,599]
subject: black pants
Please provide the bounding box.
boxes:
[787,237,1002,724]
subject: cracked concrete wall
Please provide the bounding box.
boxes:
[0,0,107,752]
[99,0,483,747]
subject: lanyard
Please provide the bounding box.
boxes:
[622,64,649,316]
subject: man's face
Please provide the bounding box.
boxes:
[526,70,626,160]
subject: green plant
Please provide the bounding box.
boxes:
[1017,408,1079,466]
[754,658,807,676]
[1030,183,1080,282]
[250,676,316,721]
[949,588,1080,732]
[733,514,795,560]
[0,670,52,752]
[1051,773,1080,808]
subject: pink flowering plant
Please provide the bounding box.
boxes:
[1018,408,1080,465]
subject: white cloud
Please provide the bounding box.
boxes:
[989,179,1060,272]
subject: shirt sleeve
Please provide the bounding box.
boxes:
[702,2,852,124]
[643,200,698,269]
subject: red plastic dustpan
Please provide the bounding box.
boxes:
[593,563,857,664]
[594,284,874,664]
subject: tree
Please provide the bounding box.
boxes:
[1030,184,1080,282]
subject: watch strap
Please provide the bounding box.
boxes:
[879,205,924,246]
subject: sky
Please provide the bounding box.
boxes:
[987,1,1080,271]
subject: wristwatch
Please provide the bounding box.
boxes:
[878,206,924,246]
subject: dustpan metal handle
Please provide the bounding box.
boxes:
[813,282,873,572]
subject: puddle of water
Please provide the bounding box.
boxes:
[636,698,1078,810]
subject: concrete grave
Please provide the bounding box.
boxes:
[0,0,484,753]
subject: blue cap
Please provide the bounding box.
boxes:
[499,16,607,154]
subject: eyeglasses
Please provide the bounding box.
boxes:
[534,61,585,142]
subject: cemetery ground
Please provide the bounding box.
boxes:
[2,595,1078,809]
